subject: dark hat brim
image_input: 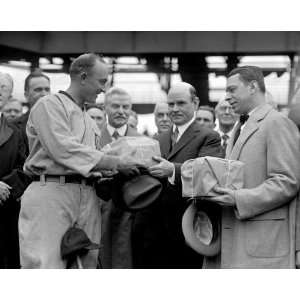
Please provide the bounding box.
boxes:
[114,174,163,212]
[61,227,100,259]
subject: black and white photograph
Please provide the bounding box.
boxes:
[1,1,300,299]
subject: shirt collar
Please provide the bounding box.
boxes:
[216,126,235,138]
[172,116,195,140]
[107,123,127,137]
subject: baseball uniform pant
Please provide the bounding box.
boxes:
[19,180,101,268]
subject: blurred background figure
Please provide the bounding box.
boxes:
[99,87,141,269]
[288,102,300,131]
[265,90,278,110]
[215,99,238,157]
[195,105,216,129]
[127,109,138,130]
[13,70,51,155]
[86,104,106,131]
[0,73,14,111]
[2,98,23,122]
[153,102,172,138]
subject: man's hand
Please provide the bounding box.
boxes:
[0,181,11,205]
[296,251,300,269]
[207,186,236,207]
[148,156,174,178]
[101,170,118,178]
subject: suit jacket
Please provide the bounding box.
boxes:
[0,115,30,202]
[12,111,30,156]
[205,104,300,268]
[156,120,222,267]
[99,125,141,268]
[0,115,29,268]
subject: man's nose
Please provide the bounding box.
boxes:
[172,104,179,111]
[40,89,48,97]
[225,94,231,102]
[225,106,232,113]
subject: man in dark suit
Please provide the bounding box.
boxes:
[149,82,222,268]
[99,87,141,268]
[0,112,28,268]
[13,70,50,155]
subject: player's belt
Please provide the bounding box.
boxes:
[32,174,95,186]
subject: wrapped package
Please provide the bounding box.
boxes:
[181,156,245,198]
[101,136,161,167]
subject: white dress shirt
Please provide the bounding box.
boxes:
[215,127,234,147]
[168,116,195,184]
[107,123,127,139]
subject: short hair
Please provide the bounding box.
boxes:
[0,72,14,91]
[24,70,50,92]
[86,103,105,111]
[69,53,106,79]
[104,87,131,105]
[154,101,168,115]
[2,97,22,108]
[228,66,266,93]
[215,99,230,111]
[197,105,216,122]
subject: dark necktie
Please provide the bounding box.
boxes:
[112,130,120,140]
[232,114,249,146]
[171,126,179,148]
[221,133,229,157]
[222,134,229,148]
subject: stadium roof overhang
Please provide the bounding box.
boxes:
[1,31,300,57]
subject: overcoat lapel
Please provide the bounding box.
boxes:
[229,122,258,160]
[228,104,273,160]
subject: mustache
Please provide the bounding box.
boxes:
[114,114,126,118]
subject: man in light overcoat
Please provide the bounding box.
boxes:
[205,66,300,268]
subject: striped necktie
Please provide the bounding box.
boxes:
[171,126,179,148]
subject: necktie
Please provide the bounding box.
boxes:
[171,126,179,148]
[112,130,120,140]
[221,133,229,158]
[232,114,249,146]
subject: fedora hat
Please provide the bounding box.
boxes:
[95,166,163,212]
[182,199,221,257]
[117,173,162,211]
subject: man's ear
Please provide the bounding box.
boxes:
[249,80,259,94]
[193,96,200,108]
[80,72,87,84]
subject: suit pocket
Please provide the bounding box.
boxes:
[245,217,289,258]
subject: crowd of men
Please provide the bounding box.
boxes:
[0,53,300,269]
